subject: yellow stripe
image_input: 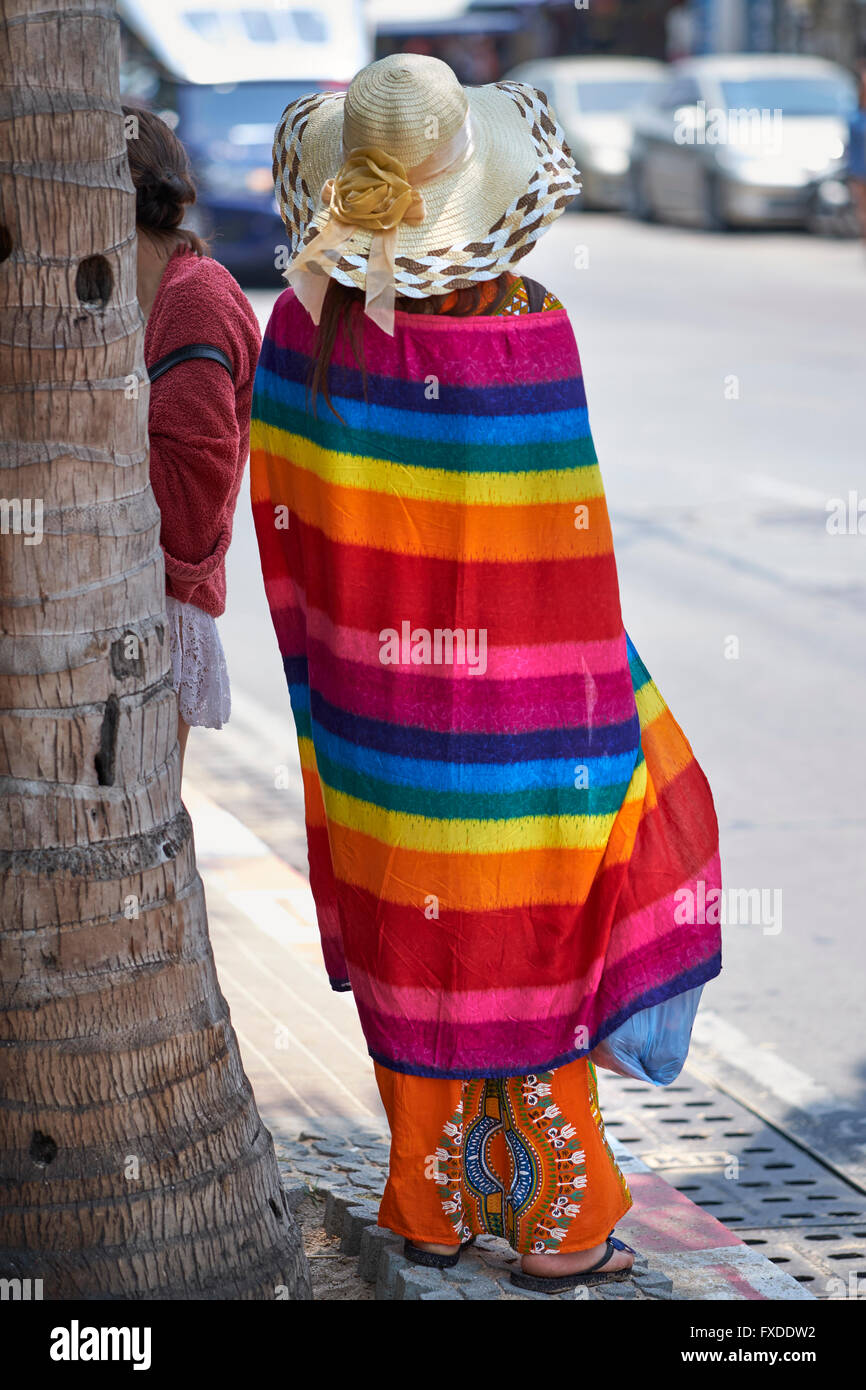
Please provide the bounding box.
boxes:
[635,678,667,731]
[251,422,605,508]
[254,452,614,564]
[304,762,648,855]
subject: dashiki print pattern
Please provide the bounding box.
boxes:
[397,271,562,318]
[374,1055,632,1253]
[493,278,563,315]
[250,285,722,1080]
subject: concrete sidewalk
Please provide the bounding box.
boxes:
[186,778,813,1301]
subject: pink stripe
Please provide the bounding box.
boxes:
[604,852,723,969]
[356,948,721,1074]
[308,640,637,733]
[267,287,582,388]
[296,592,630,681]
[348,962,605,1025]
[350,913,720,1034]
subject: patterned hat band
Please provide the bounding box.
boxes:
[285,112,475,335]
[272,55,582,327]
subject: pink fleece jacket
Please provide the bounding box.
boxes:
[144,247,261,617]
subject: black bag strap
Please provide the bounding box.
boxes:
[522,276,548,314]
[147,343,234,385]
[484,274,550,317]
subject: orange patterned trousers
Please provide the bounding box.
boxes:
[374,1057,632,1254]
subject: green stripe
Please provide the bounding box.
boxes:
[629,664,653,699]
[313,747,631,820]
[253,393,599,475]
[289,697,312,742]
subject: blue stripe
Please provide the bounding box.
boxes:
[257,336,587,416]
[626,636,653,691]
[309,716,640,793]
[255,366,591,448]
[284,663,641,763]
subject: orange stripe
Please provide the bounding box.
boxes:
[641,705,697,795]
[250,448,613,562]
[320,807,641,910]
[303,734,696,909]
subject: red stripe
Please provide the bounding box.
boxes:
[329,758,718,990]
[287,517,624,643]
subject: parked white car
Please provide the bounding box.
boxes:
[627,54,858,230]
[506,56,667,210]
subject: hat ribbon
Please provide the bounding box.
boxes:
[284,110,474,335]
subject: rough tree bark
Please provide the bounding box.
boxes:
[0,0,311,1299]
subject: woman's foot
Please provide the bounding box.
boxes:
[403,1237,463,1269]
[521,1237,634,1280]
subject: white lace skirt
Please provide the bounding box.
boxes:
[165,595,231,729]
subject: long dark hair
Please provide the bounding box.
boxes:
[123,105,209,256]
[309,281,368,421]
[309,272,511,419]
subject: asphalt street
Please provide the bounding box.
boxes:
[197,212,866,1157]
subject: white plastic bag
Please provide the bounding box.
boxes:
[590,986,704,1086]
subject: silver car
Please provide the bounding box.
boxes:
[506,57,667,210]
[628,54,858,229]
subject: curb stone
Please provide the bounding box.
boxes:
[395,1266,448,1300]
[341,1202,379,1255]
[323,1186,356,1237]
[376,1251,414,1300]
[448,1274,502,1300]
[358,1226,400,1282]
[633,1269,674,1299]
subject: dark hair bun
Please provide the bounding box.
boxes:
[135,168,194,232]
[123,105,208,252]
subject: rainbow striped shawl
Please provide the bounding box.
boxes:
[250,289,722,1079]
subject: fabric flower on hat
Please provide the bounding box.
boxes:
[322,147,426,231]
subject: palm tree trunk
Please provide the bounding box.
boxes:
[0,0,311,1299]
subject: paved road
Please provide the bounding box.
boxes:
[188,213,866,1158]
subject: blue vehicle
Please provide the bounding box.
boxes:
[119,1,372,282]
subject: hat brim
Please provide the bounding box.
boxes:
[273,80,582,298]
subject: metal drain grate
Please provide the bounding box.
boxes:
[597,1069,866,1299]
[738,1228,866,1299]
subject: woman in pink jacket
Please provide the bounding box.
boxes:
[125,107,261,775]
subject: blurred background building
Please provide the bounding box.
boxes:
[368,0,866,74]
[117,0,865,274]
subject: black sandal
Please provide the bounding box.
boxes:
[510,1234,637,1295]
[404,1235,477,1269]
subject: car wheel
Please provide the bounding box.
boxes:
[628,162,656,222]
[701,173,730,232]
[806,184,861,239]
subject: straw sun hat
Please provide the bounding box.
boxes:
[272,52,581,333]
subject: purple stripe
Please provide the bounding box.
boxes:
[306,638,638,734]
